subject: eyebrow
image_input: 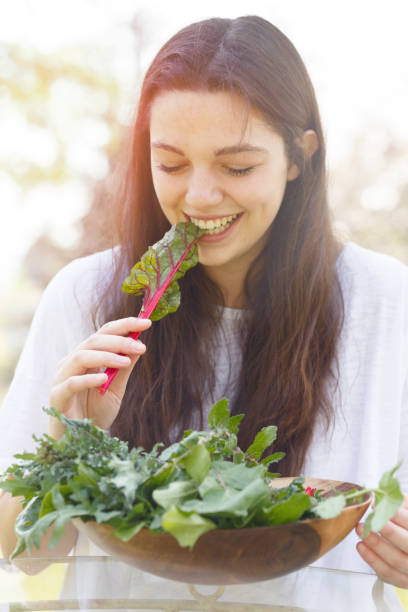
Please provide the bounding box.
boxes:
[151,141,268,156]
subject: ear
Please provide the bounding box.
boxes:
[287,130,319,181]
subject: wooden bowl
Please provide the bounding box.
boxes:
[72,477,371,585]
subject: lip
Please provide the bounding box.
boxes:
[198,213,243,243]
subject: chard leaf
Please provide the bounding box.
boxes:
[152,480,197,510]
[208,398,230,428]
[314,495,346,519]
[246,426,277,461]
[150,280,180,321]
[363,463,404,537]
[161,506,216,549]
[261,492,312,525]
[180,445,211,483]
[122,222,204,321]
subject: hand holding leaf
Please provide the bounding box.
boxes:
[99,222,204,393]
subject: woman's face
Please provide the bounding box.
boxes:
[150,90,299,286]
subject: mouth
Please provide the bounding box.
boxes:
[189,213,242,235]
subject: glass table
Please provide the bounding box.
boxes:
[0,554,405,612]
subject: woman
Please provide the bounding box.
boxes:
[1,15,408,589]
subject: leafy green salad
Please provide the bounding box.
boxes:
[0,399,403,559]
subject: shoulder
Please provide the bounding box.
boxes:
[41,247,121,310]
[337,242,408,303]
[31,246,123,341]
[47,247,121,293]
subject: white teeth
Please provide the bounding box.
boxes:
[190,214,239,233]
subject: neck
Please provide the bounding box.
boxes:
[203,264,246,308]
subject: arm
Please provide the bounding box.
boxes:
[1,316,150,573]
[0,490,78,575]
[0,253,150,570]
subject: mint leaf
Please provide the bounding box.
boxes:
[261,492,312,525]
[227,414,245,435]
[363,463,404,536]
[111,521,147,542]
[161,506,216,549]
[261,452,286,467]
[246,426,277,461]
[180,445,211,483]
[211,460,266,490]
[314,495,346,519]
[152,481,197,510]
[181,478,270,518]
[208,398,230,429]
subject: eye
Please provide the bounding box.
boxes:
[226,166,255,177]
[156,163,185,174]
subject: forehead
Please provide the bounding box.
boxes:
[149,90,280,150]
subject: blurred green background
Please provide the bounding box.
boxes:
[1,0,407,404]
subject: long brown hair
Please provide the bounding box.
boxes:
[97,16,344,475]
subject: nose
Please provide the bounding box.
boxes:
[185,169,223,208]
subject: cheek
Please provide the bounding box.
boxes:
[151,173,177,210]
[236,168,287,203]
[246,175,287,216]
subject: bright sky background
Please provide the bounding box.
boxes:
[1,0,408,293]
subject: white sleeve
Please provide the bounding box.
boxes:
[398,270,408,492]
[0,250,114,474]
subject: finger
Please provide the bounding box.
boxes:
[389,506,408,536]
[382,519,408,555]
[356,540,408,588]
[356,522,408,565]
[98,317,152,336]
[50,373,108,411]
[79,334,147,357]
[55,350,138,382]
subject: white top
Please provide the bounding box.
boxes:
[1,242,407,577]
